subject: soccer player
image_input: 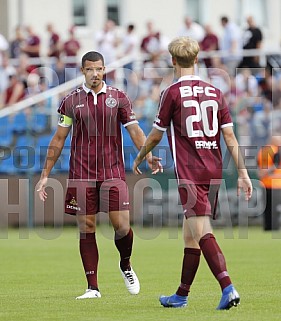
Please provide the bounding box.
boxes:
[37,51,162,299]
[132,37,253,310]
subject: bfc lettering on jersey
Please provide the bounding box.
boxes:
[179,85,217,98]
[195,140,218,149]
[154,76,233,184]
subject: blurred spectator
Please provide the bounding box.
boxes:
[132,96,146,120]
[0,32,9,67]
[235,68,259,96]
[9,26,25,59]
[207,57,230,95]
[177,16,205,42]
[130,84,160,123]
[0,36,10,105]
[200,24,219,68]
[257,135,281,231]
[1,72,26,108]
[238,16,263,69]
[257,67,274,101]
[140,21,157,55]
[271,96,281,134]
[95,20,119,84]
[220,16,242,76]
[25,72,49,113]
[17,52,37,77]
[272,78,281,108]
[26,72,41,97]
[148,32,170,59]
[122,24,138,68]
[142,84,161,124]
[51,55,72,87]
[140,21,170,64]
[96,19,119,62]
[225,76,243,111]
[63,26,81,69]
[21,25,41,58]
[46,23,61,59]
[251,98,272,149]
[0,53,16,106]
[122,24,139,91]
[38,77,52,109]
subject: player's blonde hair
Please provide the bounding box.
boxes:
[168,37,200,68]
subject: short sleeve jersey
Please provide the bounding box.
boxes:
[26,35,40,57]
[153,75,233,184]
[58,82,138,181]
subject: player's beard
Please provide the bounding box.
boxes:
[89,77,102,89]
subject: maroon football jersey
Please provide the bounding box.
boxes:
[58,82,138,180]
[153,75,233,184]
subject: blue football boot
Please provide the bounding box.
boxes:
[159,293,187,308]
[217,284,240,310]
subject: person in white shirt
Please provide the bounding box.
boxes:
[122,24,139,93]
[220,16,242,76]
[95,20,119,84]
[0,33,9,67]
[178,16,205,43]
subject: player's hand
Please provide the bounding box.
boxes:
[36,177,48,202]
[146,156,163,175]
[237,176,252,201]
[132,158,143,175]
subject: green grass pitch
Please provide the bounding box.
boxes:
[1,226,281,321]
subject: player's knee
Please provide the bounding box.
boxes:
[77,215,96,233]
[85,219,96,232]
[184,236,199,248]
[115,226,130,239]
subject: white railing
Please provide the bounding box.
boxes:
[0,54,138,120]
[1,48,280,120]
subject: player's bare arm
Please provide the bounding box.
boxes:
[37,125,71,201]
[132,127,164,175]
[127,124,163,175]
[222,126,253,200]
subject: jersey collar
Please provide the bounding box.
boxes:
[177,75,201,82]
[82,81,107,95]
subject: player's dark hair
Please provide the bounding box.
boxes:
[82,51,104,67]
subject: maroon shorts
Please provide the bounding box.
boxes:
[64,179,129,215]
[178,184,220,219]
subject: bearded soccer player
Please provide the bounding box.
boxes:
[133,37,252,310]
[37,51,162,299]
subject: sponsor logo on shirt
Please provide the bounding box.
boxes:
[105,97,117,108]
[129,114,136,120]
[75,104,84,108]
[195,141,218,149]
[66,197,81,211]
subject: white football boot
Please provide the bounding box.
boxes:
[76,289,101,300]
[119,266,140,295]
